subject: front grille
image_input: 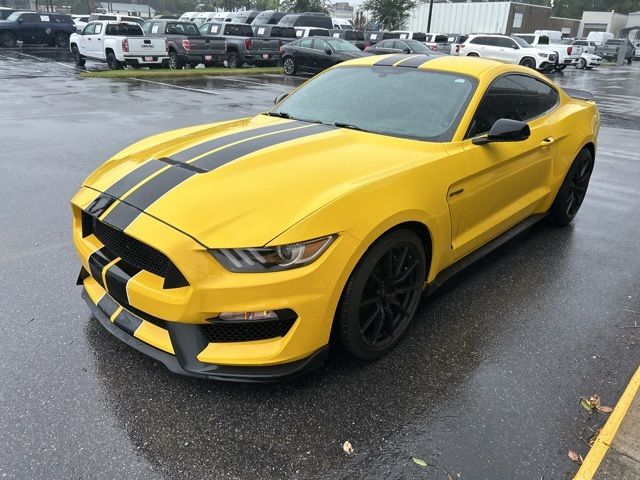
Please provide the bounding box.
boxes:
[199,316,297,343]
[93,218,169,278]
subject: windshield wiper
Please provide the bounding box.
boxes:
[334,122,369,133]
[265,111,291,119]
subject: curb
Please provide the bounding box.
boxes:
[574,365,640,479]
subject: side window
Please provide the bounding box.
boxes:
[141,22,151,34]
[538,35,549,45]
[312,39,327,51]
[82,23,96,35]
[21,13,40,23]
[299,38,312,48]
[94,23,102,34]
[467,74,559,138]
[497,37,516,48]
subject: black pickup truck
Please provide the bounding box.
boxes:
[199,22,280,68]
[252,25,297,47]
[142,19,226,68]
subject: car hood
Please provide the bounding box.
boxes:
[84,115,445,248]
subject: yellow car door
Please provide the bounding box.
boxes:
[447,73,560,259]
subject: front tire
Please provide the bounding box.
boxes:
[555,64,567,71]
[337,229,427,361]
[71,45,85,67]
[549,148,594,226]
[0,31,17,48]
[283,56,296,76]
[106,52,122,70]
[519,56,536,69]
[577,57,587,69]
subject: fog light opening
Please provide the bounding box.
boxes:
[218,311,279,321]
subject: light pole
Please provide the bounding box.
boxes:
[426,0,434,32]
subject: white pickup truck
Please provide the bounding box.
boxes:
[513,33,583,71]
[69,21,168,69]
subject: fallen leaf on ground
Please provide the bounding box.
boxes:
[580,398,593,412]
[596,405,614,413]
[412,457,428,467]
[568,450,582,463]
[342,441,353,455]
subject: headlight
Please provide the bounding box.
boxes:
[211,235,336,272]
[538,52,548,58]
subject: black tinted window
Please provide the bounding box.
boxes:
[224,24,253,36]
[312,38,327,51]
[538,35,549,45]
[105,24,143,36]
[470,36,489,45]
[298,38,313,48]
[467,74,559,138]
[166,22,199,35]
[21,13,40,22]
[273,26,296,38]
[496,37,516,48]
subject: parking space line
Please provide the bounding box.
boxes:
[12,51,76,69]
[131,77,219,95]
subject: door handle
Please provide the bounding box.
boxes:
[541,137,555,145]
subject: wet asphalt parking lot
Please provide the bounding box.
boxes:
[0,47,639,480]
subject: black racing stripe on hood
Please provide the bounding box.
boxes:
[192,123,335,172]
[169,120,307,162]
[374,54,410,66]
[396,54,435,68]
[102,166,196,231]
[100,123,335,232]
[99,121,303,200]
[86,194,116,217]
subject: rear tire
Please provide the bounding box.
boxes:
[337,229,427,361]
[106,52,122,70]
[227,52,240,68]
[168,51,183,70]
[549,148,594,226]
[0,31,17,48]
[519,56,536,69]
[283,56,296,76]
[71,45,85,67]
[466,52,479,57]
[54,32,69,48]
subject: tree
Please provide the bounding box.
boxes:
[361,0,417,31]
[280,0,329,14]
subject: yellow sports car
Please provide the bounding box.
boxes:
[71,55,599,381]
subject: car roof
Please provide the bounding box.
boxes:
[339,54,507,77]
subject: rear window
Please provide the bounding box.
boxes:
[272,26,296,38]
[123,16,144,25]
[105,23,143,36]
[53,15,73,23]
[278,15,297,27]
[224,24,253,36]
[413,33,427,42]
[294,15,331,28]
[345,30,364,41]
[166,22,199,35]
[516,35,535,44]
[434,34,447,43]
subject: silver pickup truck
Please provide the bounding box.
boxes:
[595,38,634,65]
[199,22,280,68]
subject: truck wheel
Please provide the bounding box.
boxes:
[576,57,586,69]
[168,51,183,70]
[519,57,536,69]
[71,45,85,67]
[227,52,240,68]
[283,56,296,76]
[106,52,123,70]
[54,32,69,48]
[0,31,17,48]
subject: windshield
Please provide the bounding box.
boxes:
[325,38,361,52]
[512,36,531,48]
[271,66,476,142]
[193,17,207,27]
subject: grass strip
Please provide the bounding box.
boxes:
[80,66,283,79]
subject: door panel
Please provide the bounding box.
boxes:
[448,116,555,258]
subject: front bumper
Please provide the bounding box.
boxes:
[83,286,328,382]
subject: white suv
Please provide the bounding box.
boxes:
[459,34,557,71]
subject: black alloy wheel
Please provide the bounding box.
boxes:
[0,31,17,48]
[550,148,594,225]
[519,57,536,69]
[168,51,182,69]
[283,56,296,76]
[337,229,427,360]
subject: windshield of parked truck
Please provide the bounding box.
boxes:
[513,36,532,48]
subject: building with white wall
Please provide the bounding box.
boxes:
[578,11,628,37]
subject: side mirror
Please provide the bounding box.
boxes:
[274,93,287,104]
[472,119,530,145]
[17,18,24,23]
[403,48,411,53]
[324,48,332,55]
